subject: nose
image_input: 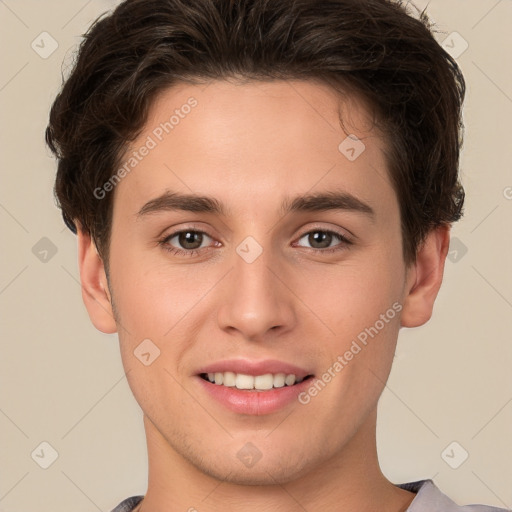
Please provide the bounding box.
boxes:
[216,243,297,342]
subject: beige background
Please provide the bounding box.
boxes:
[1,0,511,511]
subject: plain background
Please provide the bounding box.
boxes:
[0,0,511,511]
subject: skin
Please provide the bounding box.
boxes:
[77,79,450,511]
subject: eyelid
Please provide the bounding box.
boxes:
[294,223,353,243]
[157,221,216,238]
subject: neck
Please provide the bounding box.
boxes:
[137,409,415,512]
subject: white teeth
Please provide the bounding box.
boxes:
[285,374,296,386]
[254,373,274,390]
[203,371,306,390]
[235,374,254,389]
[273,373,286,388]
[223,371,236,387]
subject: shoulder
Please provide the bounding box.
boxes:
[397,480,509,512]
[110,495,144,512]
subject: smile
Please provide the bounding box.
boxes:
[200,372,313,390]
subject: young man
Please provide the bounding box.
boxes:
[45,0,507,510]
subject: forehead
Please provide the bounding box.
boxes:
[113,79,395,220]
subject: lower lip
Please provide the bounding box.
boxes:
[196,376,314,415]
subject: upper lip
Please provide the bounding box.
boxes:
[196,359,312,379]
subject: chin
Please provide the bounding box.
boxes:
[194,455,311,486]
[164,429,313,486]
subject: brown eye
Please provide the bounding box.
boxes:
[295,229,352,252]
[174,231,204,250]
[160,229,215,256]
[306,231,333,249]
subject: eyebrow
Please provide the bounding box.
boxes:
[136,189,375,220]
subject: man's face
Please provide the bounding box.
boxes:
[106,79,411,484]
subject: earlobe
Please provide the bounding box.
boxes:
[77,228,118,334]
[400,225,451,328]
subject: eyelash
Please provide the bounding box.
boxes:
[158,227,353,257]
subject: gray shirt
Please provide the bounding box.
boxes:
[110,479,509,511]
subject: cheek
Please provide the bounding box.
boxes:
[295,258,403,430]
[109,250,223,392]
[291,244,405,394]
[110,247,209,335]
[298,251,404,335]
[110,258,207,412]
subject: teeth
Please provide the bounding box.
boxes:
[273,373,286,388]
[204,372,305,390]
[235,373,254,389]
[223,371,236,387]
[285,374,296,386]
[254,374,273,390]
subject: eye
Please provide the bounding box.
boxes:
[159,229,217,257]
[294,229,352,253]
[158,227,352,258]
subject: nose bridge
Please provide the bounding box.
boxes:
[216,236,296,340]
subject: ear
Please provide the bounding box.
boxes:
[400,225,451,328]
[77,228,117,334]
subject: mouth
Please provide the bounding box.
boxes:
[195,359,315,414]
[199,372,314,391]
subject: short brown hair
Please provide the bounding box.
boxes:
[46,0,465,268]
